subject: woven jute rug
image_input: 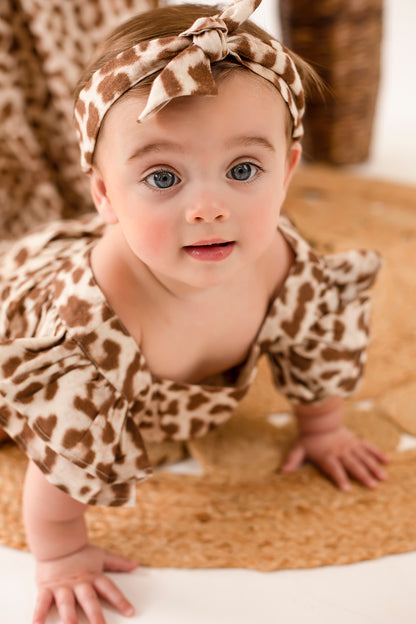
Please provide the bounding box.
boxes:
[1,165,415,570]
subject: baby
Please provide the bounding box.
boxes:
[0,1,389,622]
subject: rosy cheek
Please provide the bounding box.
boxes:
[245,201,280,241]
[129,212,172,256]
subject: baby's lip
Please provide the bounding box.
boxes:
[184,239,231,247]
[183,240,235,261]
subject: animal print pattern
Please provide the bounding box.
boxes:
[75,0,305,172]
[0,214,380,506]
[0,0,157,240]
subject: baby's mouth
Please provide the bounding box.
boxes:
[183,240,235,261]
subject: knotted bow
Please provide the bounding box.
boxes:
[75,0,305,173]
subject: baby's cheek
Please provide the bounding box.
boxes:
[245,202,280,241]
[132,213,172,256]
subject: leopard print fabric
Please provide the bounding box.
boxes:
[75,0,304,172]
[0,0,157,240]
[0,214,381,506]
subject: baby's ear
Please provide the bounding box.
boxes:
[89,168,118,225]
[283,141,302,192]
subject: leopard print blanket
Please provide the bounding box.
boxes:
[0,0,156,240]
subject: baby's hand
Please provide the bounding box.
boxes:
[33,544,137,624]
[282,427,389,491]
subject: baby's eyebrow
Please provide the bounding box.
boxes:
[127,141,184,161]
[126,135,275,163]
[225,135,276,152]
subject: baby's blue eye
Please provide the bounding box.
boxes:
[227,163,257,181]
[145,170,179,189]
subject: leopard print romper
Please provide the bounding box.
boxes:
[0,214,381,506]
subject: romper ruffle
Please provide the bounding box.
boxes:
[0,213,381,506]
[259,217,382,404]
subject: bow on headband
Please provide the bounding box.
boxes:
[75,0,305,173]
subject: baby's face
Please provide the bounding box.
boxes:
[91,71,301,294]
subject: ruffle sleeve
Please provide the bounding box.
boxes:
[261,221,382,404]
[0,333,152,506]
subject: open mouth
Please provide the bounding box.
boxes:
[183,241,235,261]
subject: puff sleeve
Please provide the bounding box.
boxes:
[261,236,382,405]
[0,333,152,506]
[0,216,152,506]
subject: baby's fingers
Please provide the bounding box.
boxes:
[320,456,351,491]
[361,440,390,465]
[54,586,78,624]
[342,450,384,489]
[74,583,107,624]
[281,443,306,473]
[94,575,135,618]
[103,550,138,573]
[33,587,54,624]
[352,446,388,483]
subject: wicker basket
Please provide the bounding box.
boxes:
[279,0,383,164]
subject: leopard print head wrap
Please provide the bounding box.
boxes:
[75,0,305,173]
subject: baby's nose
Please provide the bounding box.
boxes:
[185,193,230,224]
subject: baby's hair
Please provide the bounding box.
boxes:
[74,3,322,150]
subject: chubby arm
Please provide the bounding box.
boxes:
[24,461,88,560]
[282,396,389,490]
[24,462,137,624]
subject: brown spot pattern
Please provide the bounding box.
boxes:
[160,67,183,98]
[0,213,380,505]
[59,295,93,327]
[97,72,131,104]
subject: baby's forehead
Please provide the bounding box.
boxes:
[112,68,285,116]
[102,69,287,132]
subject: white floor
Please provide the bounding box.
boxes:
[1,1,415,623]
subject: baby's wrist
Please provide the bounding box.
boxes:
[28,516,88,562]
[295,396,343,436]
[35,541,89,564]
[297,416,343,437]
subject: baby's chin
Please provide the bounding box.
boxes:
[150,264,241,295]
